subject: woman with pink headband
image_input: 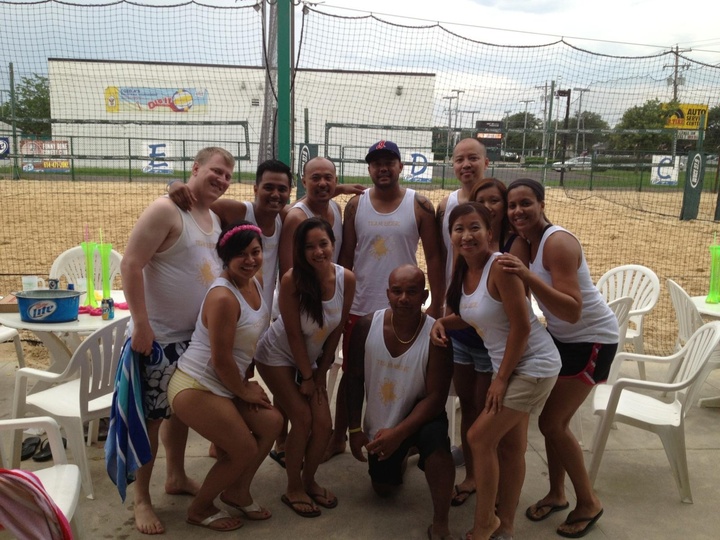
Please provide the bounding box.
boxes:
[167,220,283,531]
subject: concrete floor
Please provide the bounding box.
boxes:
[2,342,720,539]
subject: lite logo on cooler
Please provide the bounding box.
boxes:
[27,301,58,320]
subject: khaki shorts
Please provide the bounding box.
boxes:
[167,368,211,411]
[501,373,557,414]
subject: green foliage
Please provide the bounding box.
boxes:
[705,105,720,153]
[0,74,51,137]
[609,99,676,153]
[567,111,610,152]
[505,112,542,154]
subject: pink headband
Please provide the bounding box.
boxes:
[219,224,262,247]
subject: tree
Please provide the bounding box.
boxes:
[567,111,609,153]
[704,105,720,154]
[0,73,51,137]
[504,112,542,154]
[609,99,676,153]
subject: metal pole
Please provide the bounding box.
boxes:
[451,89,464,145]
[276,0,293,166]
[573,88,589,154]
[443,95,456,162]
[520,99,534,158]
[9,63,19,179]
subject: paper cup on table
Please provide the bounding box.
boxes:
[22,276,45,291]
[75,278,88,305]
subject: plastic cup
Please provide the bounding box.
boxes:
[21,276,45,291]
[75,278,88,305]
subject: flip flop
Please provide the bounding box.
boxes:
[450,484,476,507]
[21,436,41,461]
[281,494,321,518]
[307,487,338,509]
[269,449,286,468]
[525,501,570,522]
[219,494,272,521]
[556,508,604,538]
[32,437,67,462]
[186,509,243,531]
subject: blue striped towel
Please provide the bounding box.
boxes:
[105,338,157,502]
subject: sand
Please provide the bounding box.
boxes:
[1,179,718,365]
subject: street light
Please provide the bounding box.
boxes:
[460,110,483,131]
[442,95,456,162]
[573,88,590,153]
[519,99,534,158]
[451,89,464,145]
[555,88,572,186]
[503,110,511,155]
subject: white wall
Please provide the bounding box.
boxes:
[49,60,435,177]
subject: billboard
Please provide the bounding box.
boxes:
[20,140,70,173]
[105,87,209,114]
[663,103,709,130]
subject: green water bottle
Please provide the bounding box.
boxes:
[706,244,720,303]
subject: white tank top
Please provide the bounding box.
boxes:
[441,190,460,289]
[530,225,619,344]
[363,309,434,440]
[178,277,269,398]
[143,204,222,343]
[254,264,345,368]
[244,201,282,309]
[351,189,419,315]
[293,200,343,262]
[459,253,561,377]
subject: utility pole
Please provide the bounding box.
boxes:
[443,95,456,162]
[451,89,464,145]
[663,45,690,102]
[573,88,590,154]
[535,82,549,158]
[460,110,483,132]
[503,109,512,154]
[519,99,534,158]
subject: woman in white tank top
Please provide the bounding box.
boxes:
[431,202,560,540]
[167,221,282,531]
[498,179,613,538]
[256,218,355,517]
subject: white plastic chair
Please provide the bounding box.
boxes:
[667,279,705,351]
[608,296,634,353]
[588,321,720,503]
[0,416,82,537]
[11,317,129,499]
[0,325,24,368]
[569,296,633,446]
[49,245,123,289]
[596,264,660,377]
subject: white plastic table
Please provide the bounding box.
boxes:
[0,292,129,391]
[690,296,720,407]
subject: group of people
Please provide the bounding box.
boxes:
[120,139,618,539]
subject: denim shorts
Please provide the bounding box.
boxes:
[451,337,493,374]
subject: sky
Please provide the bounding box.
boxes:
[315,0,720,60]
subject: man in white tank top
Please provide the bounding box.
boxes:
[170,159,293,310]
[346,265,456,540]
[279,157,350,275]
[325,140,445,461]
[122,147,234,535]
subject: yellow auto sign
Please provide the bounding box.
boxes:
[664,103,709,129]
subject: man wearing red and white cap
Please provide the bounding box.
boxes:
[323,140,444,461]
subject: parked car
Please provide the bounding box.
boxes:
[552,156,592,172]
[707,155,718,167]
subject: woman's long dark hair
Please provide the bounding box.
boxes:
[292,217,335,327]
[446,202,492,315]
[470,177,511,245]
